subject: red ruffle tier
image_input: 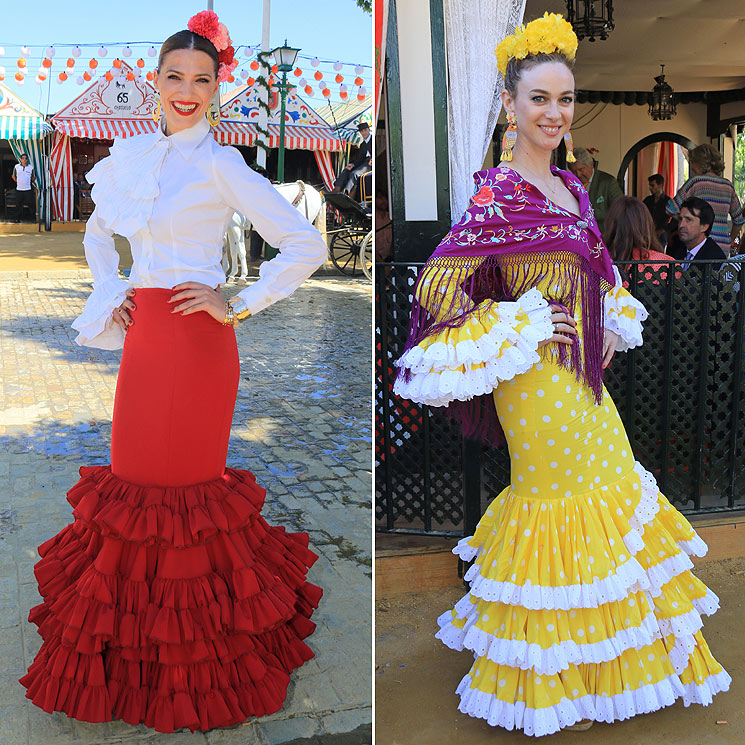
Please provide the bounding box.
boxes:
[20,466,322,733]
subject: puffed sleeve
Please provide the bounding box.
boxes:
[70,207,130,350]
[604,265,649,352]
[393,261,554,407]
[212,146,328,315]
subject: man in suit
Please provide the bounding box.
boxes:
[333,122,372,195]
[567,147,623,234]
[677,197,726,270]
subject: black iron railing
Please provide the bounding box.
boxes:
[375,259,745,537]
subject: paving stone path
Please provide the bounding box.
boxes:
[0,275,372,745]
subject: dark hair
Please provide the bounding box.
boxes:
[680,197,715,236]
[503,52,574,96]
[648,173,664,186]
[158,30,219,78]
[603,196,662,262]
[20,153,28,159]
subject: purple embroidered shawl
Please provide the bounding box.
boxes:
[398,165,616,445]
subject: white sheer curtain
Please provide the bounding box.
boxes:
[444,0,526,222]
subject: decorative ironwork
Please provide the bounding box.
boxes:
[376,260,745,536]
[649,65,677,121]
[565,1,614,42]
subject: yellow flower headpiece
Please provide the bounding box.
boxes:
[495,12,578,76]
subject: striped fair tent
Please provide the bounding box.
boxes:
[215,84,343,188]
[1,84,53,219]
[50,62,157,220]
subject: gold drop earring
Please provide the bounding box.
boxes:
[500,111,517,162]
[152,91,161,124]
[206,91,220,127]
[564,130,576,163]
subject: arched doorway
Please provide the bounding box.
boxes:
[618,132,696,199]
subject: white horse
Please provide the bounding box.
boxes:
[222,181,325,281]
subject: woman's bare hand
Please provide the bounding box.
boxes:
[538,304,578,348]
[602,329,620,369]
[112,288,136,331]
[169,282,227,324]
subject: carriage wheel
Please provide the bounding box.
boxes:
[330,229,364,276]
[360,230,373,280]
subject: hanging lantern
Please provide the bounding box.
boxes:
[0,47,5,57]
[66,58,75,68]
[240,69,249,79]
[42,58,52,68]
[314,70,323,81]
[122,46,132,57]
[126,71,135,81]
[72,45,81,57]
[340,91,348,100]
[17,58,27,68]
[354,76,363,87]
[76,76,85,85]
[21,46,31,57]
[311,57,320,67]
[244,46,255,57]
[247,77,256,86]
[98,46,108,57]
[304,85,313,95]
[565,1,615,42]
[83,71,92,81]
[293,67,302,77]
[136,58,145,68]
[146,71,154,81]
[89,59,99,69]
[335,73,343,83]
[250,60,259,71]
[227,74,235,83]
[104,71,113,81]
[113,58,122,68]
[15,71,24,81]
[322,88,331,98]
[59,71,68,81]
[354,65,364,75]
[648,64,676,121]
[299,77,307,87]
[148,46,157,57]
[333,61,343,71]
[46,47,55,58]
[317,80,325,90]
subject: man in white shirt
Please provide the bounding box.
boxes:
[12,153,36,222]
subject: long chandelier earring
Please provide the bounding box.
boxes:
[500,111,518,162]
[564,130,576,163]
[206,91,220,127]
[152,92,161,124]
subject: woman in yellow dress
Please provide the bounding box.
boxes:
[393,14,729,736]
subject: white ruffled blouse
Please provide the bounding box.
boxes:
[72,116,328,349]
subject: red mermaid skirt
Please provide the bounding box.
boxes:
[20,289,322,732]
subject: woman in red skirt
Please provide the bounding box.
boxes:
[20,11,328,733]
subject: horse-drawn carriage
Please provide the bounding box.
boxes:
[324,190,373,280]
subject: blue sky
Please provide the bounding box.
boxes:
[0,0,372,114]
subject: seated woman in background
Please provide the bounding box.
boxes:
[604,196,673,281]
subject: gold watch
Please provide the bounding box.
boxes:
[229,296,252,322]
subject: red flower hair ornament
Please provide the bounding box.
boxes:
[187,10,238,82]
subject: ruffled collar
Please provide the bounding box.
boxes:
[85,117,213,239]
[156,115,212,161]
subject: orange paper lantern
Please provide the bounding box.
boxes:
[89,59,98,69]
[15,72,24,81]
[126,71,134,81]
[38,73,47,82]
[59,72,68,81]
[304,85,313,95]
[322,88,330,97]
[17,58,27,68]
[247,77,256,86]
[271,64,278,74]
[66,58,75,68]
[146,71,154,81]
[104,71,113,81]
[340,91,348,100]
[113,58,122,68]
[335,74,343,83]
[357,93,365,101]
[42,58,52,68]
[293,68,302,77]
[136,58,144,68]
[314,71,323,81]
[83,71,92,81]
[354,76,363,86]
[227,74,235,83]
[250,60,259,70]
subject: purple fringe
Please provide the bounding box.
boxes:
[396,252,610,447]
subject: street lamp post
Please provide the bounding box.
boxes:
[271,40,300,184]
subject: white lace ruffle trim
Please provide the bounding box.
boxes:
[454,668,730,737]
[436,608,662,676]
[393,288,553,407]
[604,266,649,352]
[70,276,129,350]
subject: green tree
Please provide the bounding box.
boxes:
[734,131,745,204]
[355,0,372,12]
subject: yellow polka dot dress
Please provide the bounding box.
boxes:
[394,267,730,736]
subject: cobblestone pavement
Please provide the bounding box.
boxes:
[0,275,372,745]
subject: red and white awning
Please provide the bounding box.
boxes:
[52,117,158,140]
[214,121,343,151]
